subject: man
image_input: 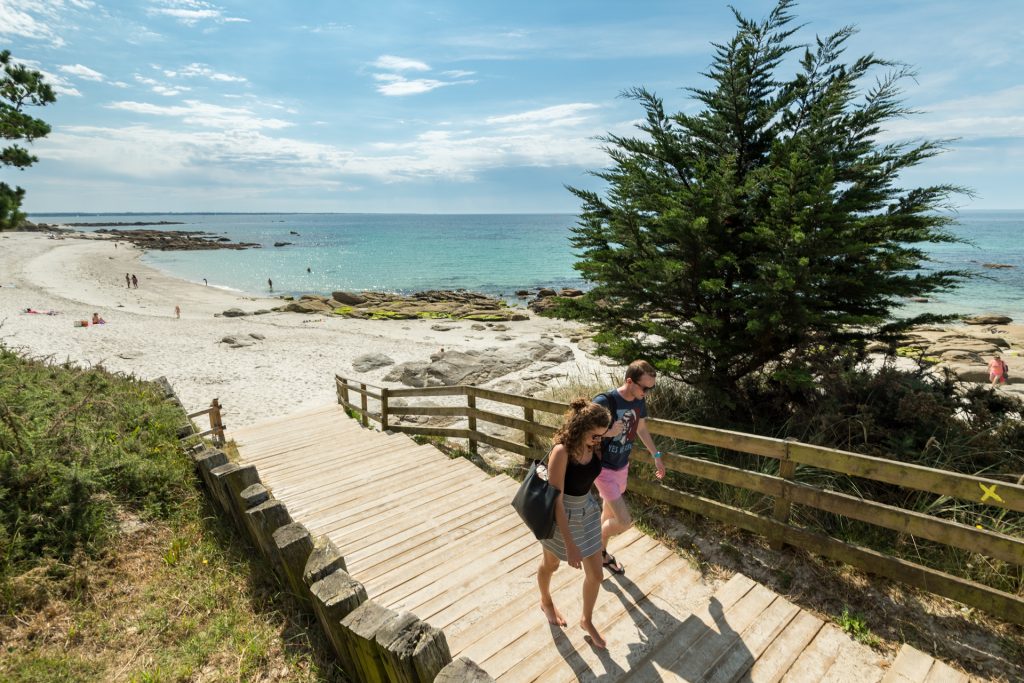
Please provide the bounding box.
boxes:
[593,360,665,574]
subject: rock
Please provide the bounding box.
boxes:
[559,288,584,297]
[300,294,329,301]
[273,241,292,247]
[382,340,574,388]
[981,263,1015,269]
[352,353,395,373]
[289,231,300,235]
[253,309,271,315]
[964,315,1013,325]
[431,324,457,331]
[332,291,367,305]
[516,290,530,297]
[91,228,260,251]
[536,288,557,298]
[491,324,510,331]
[249,333,266,340]
[284,300,334,314]
[221,336,238,344]
[938,363,991,383]
[471,324,486,331]
[496,334,513,341]
[222,308,247,317]
[906,297,930,303]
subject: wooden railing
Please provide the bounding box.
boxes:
[334,374,1024,626]
[187,398,226,447]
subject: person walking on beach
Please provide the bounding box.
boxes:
[593,360,665,575]
[536,399,613,650]
[131,274,138,289]
[989,353,1008,387]
[125,273,131,288]
[267,278,273,292]
[174,305,181,319]
[203,278,208,286]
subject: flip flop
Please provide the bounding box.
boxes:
[602,550,625,575]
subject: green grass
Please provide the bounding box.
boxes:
[0,346,349,681]
[838,607,881,647]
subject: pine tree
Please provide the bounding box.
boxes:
[1,49,57,230]
[567,0,967,404]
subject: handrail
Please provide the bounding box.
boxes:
[186,398,225,446]
[333,373,1024,625]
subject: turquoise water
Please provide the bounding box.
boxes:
[29,211,1024,318]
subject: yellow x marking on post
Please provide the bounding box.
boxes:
[979,483,1003,504]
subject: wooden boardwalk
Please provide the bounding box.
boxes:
[230,405,968,682]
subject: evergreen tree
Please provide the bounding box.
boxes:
[567,0,967,404]
[1,49,57,230]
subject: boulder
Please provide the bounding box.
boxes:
[300,294,329,301]
[249,333,266,340]
[352,353,395,373]
[536,288,557,298]
[382,340,574,388]
[284,300,334,314]
[981,263,1015,269]
[559,288,584,297]
[332,291,367,305]
[515,290,530,297]
[273,241,292,247]
[964,314,1013,325]
[222,308,247,317]
[431,324,457,331]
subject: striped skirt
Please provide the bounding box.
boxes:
[540,492,603,561]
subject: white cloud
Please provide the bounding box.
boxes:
[372,55,430,72]
[442,69,475,78]
[163,63,247,83]
[147,0,247,26]
[135,74,189,96]
[0,0,66,47]
[375,78,453,97]
[14,58,80,96]
[882,85,1024,141]
[59,63,106,81]
[487,103,601,130]
[107,99,293,131]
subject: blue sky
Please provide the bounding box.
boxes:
[3,0,1024,213]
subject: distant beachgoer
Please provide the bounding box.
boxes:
[125,273,131,288]
[92,312,105,325]
[203,278,208,286]
[131,274,138,289]
[114,242,118,249]
[306,267,311,273]
[989,353,1008,387]
[175,305,181,319]
[268,278,273,292]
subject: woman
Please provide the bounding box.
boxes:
[91,312,105,325]
[989,353,1007,387]
[537,398,612,650]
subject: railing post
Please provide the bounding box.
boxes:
[380,387,389,431]
[360,383,369,428]
[341,378,351,407]
[770,437,797,550]
[209,397,224,446]
[523,407,535,450]
[467,390,477,455]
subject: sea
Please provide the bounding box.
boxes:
[28,210,1024,319]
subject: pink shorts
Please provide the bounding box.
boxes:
[594,463,630,501]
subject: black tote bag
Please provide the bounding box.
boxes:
[511,455,560,540]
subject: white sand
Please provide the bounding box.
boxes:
[0,231,611,429]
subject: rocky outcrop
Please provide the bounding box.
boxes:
[283,300,334,314]
[283,290,530,322]
[352,353,395,373]
[94,228,260,251]
[964,314,1013,325]
[383,340,574,387]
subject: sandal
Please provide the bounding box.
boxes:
[602,550,625,575]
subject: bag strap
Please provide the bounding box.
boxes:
[597,390,618,417]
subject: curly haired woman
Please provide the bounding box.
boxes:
[536,398,612,650]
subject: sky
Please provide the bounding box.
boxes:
[2,0,1024,214]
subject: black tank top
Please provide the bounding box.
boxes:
[563,452,602,496]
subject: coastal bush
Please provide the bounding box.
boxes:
[0,347,190,578]
[564,0,969,409]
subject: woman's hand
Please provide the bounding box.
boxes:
[566,543,583,569]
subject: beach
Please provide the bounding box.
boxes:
[0,231,609,429]
[2,230,1021,434]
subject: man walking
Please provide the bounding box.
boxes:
[593,360,665,574]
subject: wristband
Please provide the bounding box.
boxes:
[653,451,663,459]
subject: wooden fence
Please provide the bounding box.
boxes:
[334,374,1024,626]
[187,398,226,447]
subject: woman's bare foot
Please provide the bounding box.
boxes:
[540,601,567,627]
[580,619,606,650]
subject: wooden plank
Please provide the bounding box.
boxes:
[389,425,472,439]
[647,417,788,459]
[630,479,1024,626]
[882,645,936,683]
[745,610,825,683]
[924,659,970,683]
[450,529,650,657]
[780,624,847,683]
[473,431,547,460]
[468,406,557,438]
[789,442,1024,513]
[471,532,666,676]
[702,595,801,683]
[519,548,706,683]
[387,405,468,417]
[467,386,566,414]
[386,385,467,398]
